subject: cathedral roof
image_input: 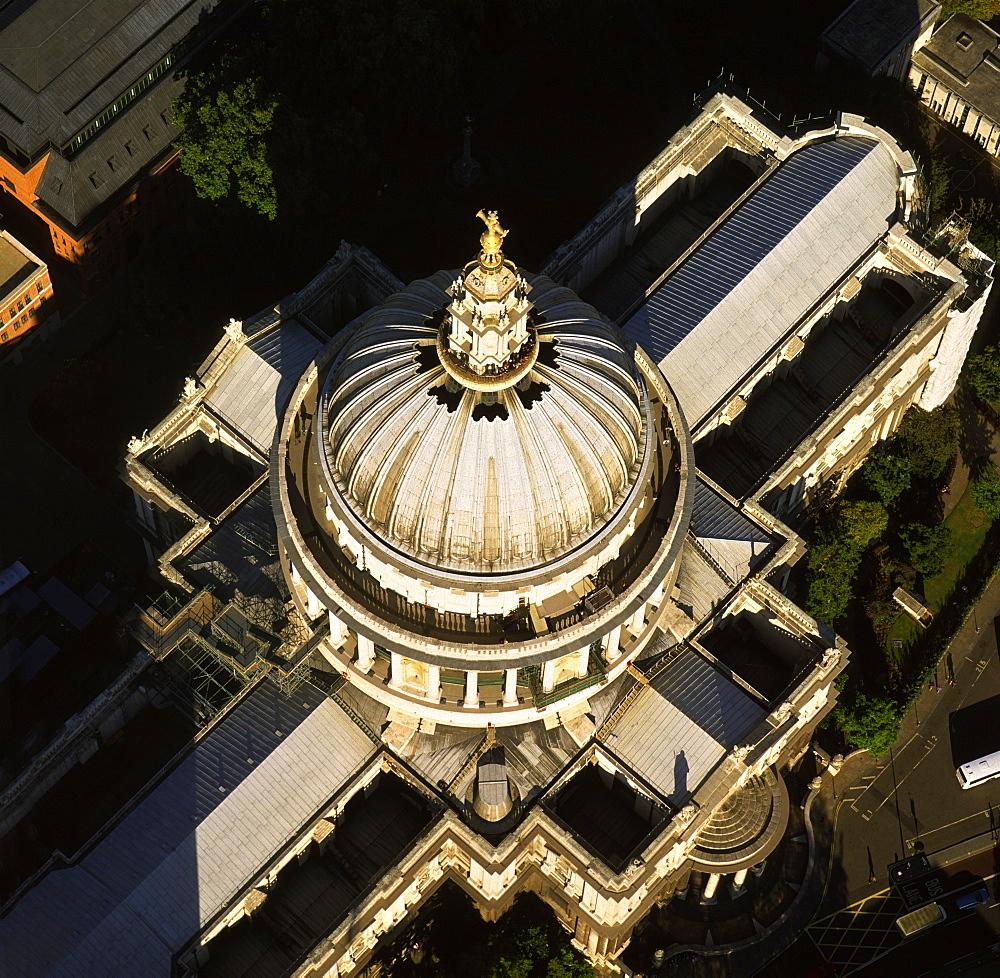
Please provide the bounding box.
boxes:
[322,270,649,574]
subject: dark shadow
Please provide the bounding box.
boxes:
[950,694,1000,769]
[672,750,689,800]
[546,765,669,873]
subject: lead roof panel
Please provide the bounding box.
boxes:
[622,136,899,425]
[0,681,376,976]
[601,647,765,805]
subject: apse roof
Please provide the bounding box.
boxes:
[621,135,900,426]
[0,682,376,976]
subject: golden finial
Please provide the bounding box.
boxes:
[476,209,507,267]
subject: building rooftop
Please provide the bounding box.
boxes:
[913,13,1000,121]
[0,231,36,298]
[600,648,766,806]
[0,681,376,976]
[0,0,219,153]
[689,479,775,583]
[821,0,939,74]
[622,135,900,427]
[206,316,325,453]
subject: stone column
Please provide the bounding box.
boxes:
[390,651,404,689]
[306,586,320,619]
[649,580,664,608]
[628,604,645,634]
[357,634,376,673]
[730,867,748,896]
[602,624,621,663]
[576,647,590,678]
[503,668,519,706]
[464,670,479,707]
[426,664,441,701]
[328,611,349,649]
[702,873,720,904]
[541,659,556,693]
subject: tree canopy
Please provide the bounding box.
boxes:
[804,500,888,623]
[940,0,1000,20]
[172,0,478,220]
[972,460,1000,519]
[968,345,1000,405]
[863,447,912,506]
[172,71,278,219]
[899,521,953,577]
[836,693,901,757]
[896,406,959,480]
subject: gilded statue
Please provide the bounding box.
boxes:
[476,209,507,265]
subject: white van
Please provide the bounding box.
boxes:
[956,749,1000,790]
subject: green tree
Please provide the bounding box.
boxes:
[172,0,477,220]
[928,153,951,221]
[173,71,278,219]
[972,460,1000,519]
[896,406,959,480]
[804,543,859,623]
[804,501,888,623]
[835,499,889,548]
[836,693,901,757]
[940,0,1000,20]
[899,521,953,577]
[968,345,1000,405]
[863,447,912,505]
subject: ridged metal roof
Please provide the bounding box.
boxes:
[622,135,900,425]
[324,271,648,574]
[0,682,375,976]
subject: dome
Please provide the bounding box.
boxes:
[322,270,648,574]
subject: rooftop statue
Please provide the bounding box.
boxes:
[476,208,507,266]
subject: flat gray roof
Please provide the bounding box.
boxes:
[822,0,939,73]
[207,318,324,454]
[601,647,765,805]
[0,233,34,297]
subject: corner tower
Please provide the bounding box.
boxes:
[272,213,695,729]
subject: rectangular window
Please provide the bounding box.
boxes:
[35,282,42,295]
[8,307,14,318]
[16,300,23,311]
[1,333,8,342]
[20,314,27,324]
